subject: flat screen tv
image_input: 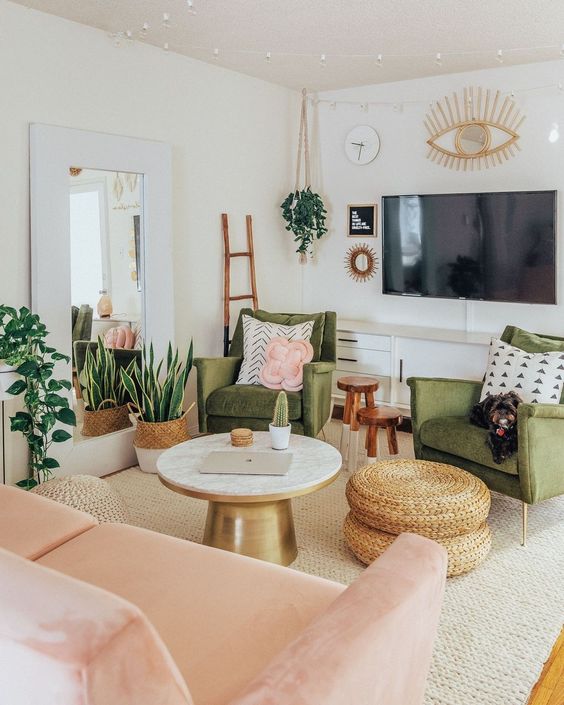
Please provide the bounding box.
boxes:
[382,190,556,304]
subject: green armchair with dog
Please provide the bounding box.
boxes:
[408,325,564,545]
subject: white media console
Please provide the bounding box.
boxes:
[332,319,492,412]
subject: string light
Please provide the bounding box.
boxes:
[265,51,271,63]
[496,49,503,64]
[213,47,219,59]
[186,0,196,14]
[164,42,169,52]
[376,53,383,68]
[162,12,171,28]
[320,53,327,68]
[435,52,442,67]
[140,21,149,38]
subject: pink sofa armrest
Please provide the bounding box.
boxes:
[228,533,447,705]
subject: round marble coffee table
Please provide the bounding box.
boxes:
[157,432,342,565]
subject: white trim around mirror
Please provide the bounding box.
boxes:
[30,124,174,475]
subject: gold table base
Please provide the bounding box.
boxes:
[203,498,298,566]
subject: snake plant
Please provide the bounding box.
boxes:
[80,337,138,411]
[120,341,193,423]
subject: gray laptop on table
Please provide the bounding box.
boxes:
[200,451,292,476]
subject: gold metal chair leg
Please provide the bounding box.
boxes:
[521,502,528,547]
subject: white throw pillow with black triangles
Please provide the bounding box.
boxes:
[480,338,564,404]
[236,315,315,386]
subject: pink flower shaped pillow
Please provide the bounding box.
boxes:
[259,337,314,392]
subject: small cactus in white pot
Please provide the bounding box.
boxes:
[269,391,291,450]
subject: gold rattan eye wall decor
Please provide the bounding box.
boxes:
[424,87,525,170]
[344,243,378,283]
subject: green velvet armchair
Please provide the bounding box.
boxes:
[408,325,564,546]
[194,309,336,437]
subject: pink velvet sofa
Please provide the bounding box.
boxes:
[0,484,447,705]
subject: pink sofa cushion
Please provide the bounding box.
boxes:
[0,484,97,560]
[38,523,345,705]
[259,337,314,391]
[229,533,447,705]
[0,546,192,705]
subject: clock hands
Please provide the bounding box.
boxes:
[351,140,366,161]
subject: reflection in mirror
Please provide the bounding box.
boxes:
[69,168,144,439]
[456,124,490,155]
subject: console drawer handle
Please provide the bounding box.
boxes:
[338,357,358,362]
[338,338,358,343]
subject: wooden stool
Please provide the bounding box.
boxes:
[357,406,402,462]
[336,376,380,470]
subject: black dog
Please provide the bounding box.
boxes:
[470,392,522,464]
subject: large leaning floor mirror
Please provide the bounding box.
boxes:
[31,125,173,476]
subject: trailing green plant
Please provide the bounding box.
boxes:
[80,337,139,411]
[0,305,42,365]
[1,306,76,487]
[120,341,193,423]
[281,188,328,257]
[272,391,289,428]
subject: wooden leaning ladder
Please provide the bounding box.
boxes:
[222,213,259,356]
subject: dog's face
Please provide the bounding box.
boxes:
[488,392,522,429]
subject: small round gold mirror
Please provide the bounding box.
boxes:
[456,124,491,156]
[345,244,378,282]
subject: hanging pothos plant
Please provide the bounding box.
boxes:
[281,89,328,261]
[281,188,327,257]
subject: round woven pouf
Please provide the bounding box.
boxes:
[344,511,492,577]
[31,475,129,523]
[344,459,492,577]
[346,459,491,539]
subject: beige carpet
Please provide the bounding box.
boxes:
[106,424,564,705]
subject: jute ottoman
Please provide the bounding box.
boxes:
[344,459,491,577]
[31,475,129,524]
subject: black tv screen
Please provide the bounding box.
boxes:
[382,191,556,304]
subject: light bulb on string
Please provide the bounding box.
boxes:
[125,30,133,43]
[320,54,327,68]
[435,52,442,67]
[162,13,171,28]
[496,49,503,64]
[376,53,383,68]
[186,0,196,14]
[140,22,149,38]
[266,51,271,63]
[213,47,220,60]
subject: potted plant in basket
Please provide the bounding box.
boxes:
[1,305,76,488]
[269,391,291,450]
[79,337,139,436]
[120,341,194,473]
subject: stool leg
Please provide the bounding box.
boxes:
[348,392,361,471]
[366,426,378,461]
[364,391,375,408]
[339,392,352,466]
[386,426,399,455]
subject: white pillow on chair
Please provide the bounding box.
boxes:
[236,315,314,386]
[480,338,564,404]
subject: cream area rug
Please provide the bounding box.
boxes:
[106,423,564,705]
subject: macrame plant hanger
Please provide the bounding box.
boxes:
[294,88,311,264]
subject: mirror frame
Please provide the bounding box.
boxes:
[344,243,378,283]
[30,124,174,475]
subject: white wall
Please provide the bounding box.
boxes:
[305,60,564,336]
[0,0,300,480]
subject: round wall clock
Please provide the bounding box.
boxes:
[345,125,381,165]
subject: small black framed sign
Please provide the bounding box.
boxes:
[348,204,377,237]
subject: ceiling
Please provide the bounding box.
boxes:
[12,0,564,91]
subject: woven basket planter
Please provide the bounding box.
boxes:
[345,459,491,539]
[344,511,492,578]
[82,402,131,437]
[133,411,190,473]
